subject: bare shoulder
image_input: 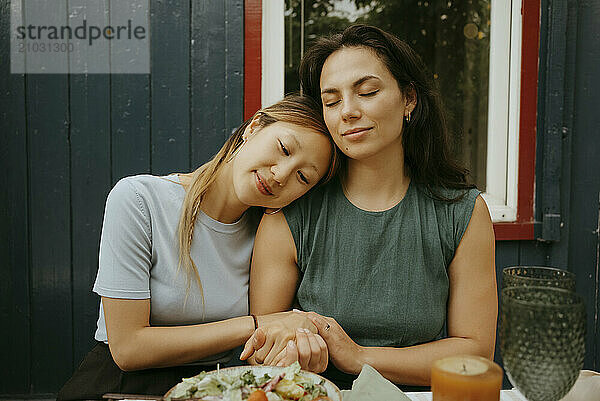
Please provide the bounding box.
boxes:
[467,195,494,238]
[452,195,495,270]
[254,211,297,264]
[257,210,292,237]
[472,195,492,222]
[250,211,299,313]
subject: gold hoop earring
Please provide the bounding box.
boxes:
[263,208,282,215]
[405,111,411,123]
[226,139,246,163]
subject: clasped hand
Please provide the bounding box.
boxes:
[239,310,363,375]
[239,311,328,373]
[300,311,363,375]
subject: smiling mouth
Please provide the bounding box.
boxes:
[342,127,373,138]
[254,171,273,195]
[343,127,373,135]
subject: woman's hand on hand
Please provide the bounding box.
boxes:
[269,328,329,373]
[239,311,317,365]
[301,311,364,375]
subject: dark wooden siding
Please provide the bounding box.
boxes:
[491,0,600,384]
[70,72,112,377]
[0,0,30,392]
[0,0,243,396]
[1,0,599,398]
[191,0,244,167]
[532,0,599,372]
[569,0,600,370]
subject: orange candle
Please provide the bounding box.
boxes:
[431,355,503,401]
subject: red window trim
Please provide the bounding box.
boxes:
[493,0,540,240]
[243,0,540,240]
[244,0,262,120]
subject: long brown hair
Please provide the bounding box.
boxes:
[300,24,475,201]
[177,94,340,301]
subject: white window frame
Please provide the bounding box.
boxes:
[262,0,523,223]
[482,0,522,222]
[261,0,285,107]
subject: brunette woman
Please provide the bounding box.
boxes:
[245,25,497,390]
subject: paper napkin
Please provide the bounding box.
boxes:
[341,364,412,401]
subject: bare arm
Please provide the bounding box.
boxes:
[103,297,256,371]
[243,212,325,368]
[249,211,300,314]
[306,196,497,385]
[104,297,314,371]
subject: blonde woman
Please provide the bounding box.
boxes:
[57,95,339,400]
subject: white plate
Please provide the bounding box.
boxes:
[164,365,342,401]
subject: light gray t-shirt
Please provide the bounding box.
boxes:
[93,174,259,363]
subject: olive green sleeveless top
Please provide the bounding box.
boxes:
[283,179,480,348]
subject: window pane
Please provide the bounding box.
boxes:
[284,0,490,190]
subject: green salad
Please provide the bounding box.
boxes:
[166,362,331,401]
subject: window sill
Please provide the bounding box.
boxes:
[493,221,535,240]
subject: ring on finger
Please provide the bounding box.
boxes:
[325,323,331,331]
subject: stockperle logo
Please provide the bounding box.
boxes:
[11,0,150,74]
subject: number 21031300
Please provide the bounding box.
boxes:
[18,42,74,53]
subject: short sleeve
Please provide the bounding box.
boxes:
[93,177,152,299]
[452,188,482,249]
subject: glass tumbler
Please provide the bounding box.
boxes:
[502,266,576,291]
[500,286,585,401]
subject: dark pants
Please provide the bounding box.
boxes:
[57,342,221,401]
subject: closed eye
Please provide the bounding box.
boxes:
[324,99,340,108]
[297,171,309,184]
[278,139,290,156]
[359,90,379,97]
